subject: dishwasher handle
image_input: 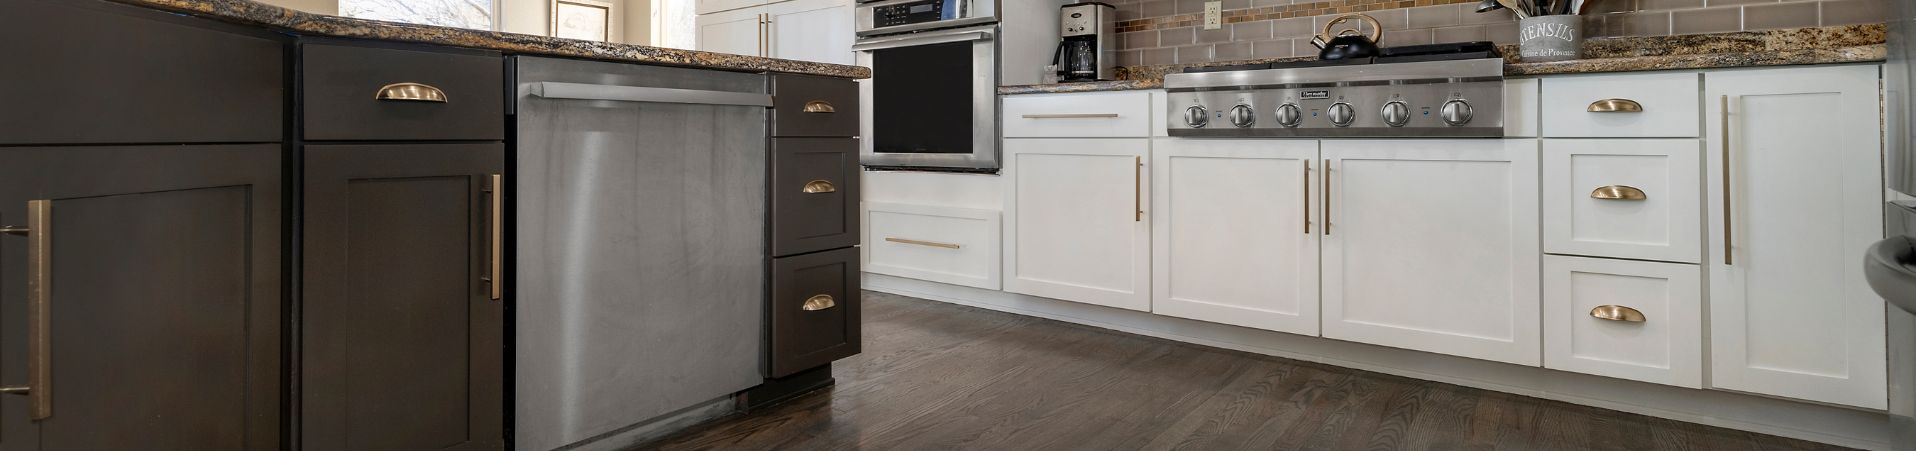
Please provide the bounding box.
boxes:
[528,82,773,107]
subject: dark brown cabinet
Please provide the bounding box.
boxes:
[300,144,505,451]
[0,145,285,450]
[765,74,863,380]
[769,247,862,377]
[772,138,860,257]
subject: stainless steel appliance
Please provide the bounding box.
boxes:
[513,56,770,451]
[1163,43,1505,138]
[854,0,1066,170]
[1053,2,1115,82]
[1873,0,1916,447]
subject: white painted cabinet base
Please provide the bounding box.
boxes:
[1003,138,1151,311]
[1542,139,1704,263]
[863,201,1001,290]
[1150,138,1319,336]
[1543,255,1703,388]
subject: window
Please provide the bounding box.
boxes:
[340,0,497,31]
[651,0,695,49]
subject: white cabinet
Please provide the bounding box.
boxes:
[1542,139,1704,263]
[1544,255,1704,388]
[1705,65,1887,409]
[864,202,1002,290]
[1003,138,1151,311]
[1150,138,1319,335]
[697,0,767,15]
[1541,72,1702,138]
[1319,139,1541,366]
[1003,91,1155,138]
[696,0,854,65]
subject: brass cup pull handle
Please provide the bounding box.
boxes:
[1587,98,1643,113]
[1589,185,1647,200]
[1590,305,1647,322]
[4,200,51,420]
[801,294,837,311]
[802,100,836,113]
[802,180,837,194]
[375,82,448,103]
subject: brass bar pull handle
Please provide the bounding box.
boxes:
[1589,185,1647,200]
[1590,305,1647,322]
[1021,113,1122,119]
[487,175,503,301]
[801,294,837,311]
[801,180,837,194]
[1303,160,1311,234]
[375,83,448,103]
[1721,95,1733,266]
[1587,98,1643,113]
[1322,159,1332,236]
[802,100,836,113]
[2,200,52,420]
[1134,156,1143,222]
[884,237,961,249]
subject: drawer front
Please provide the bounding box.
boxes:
[1543,139,1703,263]
[0,0,283,145]
[301,42,504,141]
[1541,72,1700,138]
[863,202,1001,290]
[772,74,858,137]
[1003,91,1153,138]
[770,247,861,377]
[773,138,860,256]
[1543,255,1703,388]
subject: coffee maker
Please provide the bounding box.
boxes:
[1053,2,1116,82]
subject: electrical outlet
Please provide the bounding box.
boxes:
[1204,1,1222,30]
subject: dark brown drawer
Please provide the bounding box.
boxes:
[301,41,504,141]
[771,74,858,138]
[770,247,861,377]
[772,138,859,257]
[0,0,284,145]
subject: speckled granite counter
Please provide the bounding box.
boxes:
[106,0,870,79]
[1001,24,1883,95]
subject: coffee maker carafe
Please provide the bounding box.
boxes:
[1052,2,1115,82]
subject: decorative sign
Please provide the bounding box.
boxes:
[553,0,612,42]
[1518,16,1582,62]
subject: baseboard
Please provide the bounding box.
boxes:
[863,273,1894,450]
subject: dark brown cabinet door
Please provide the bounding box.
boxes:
[0,145,283,450]
[771,138,860,257]
[301,144,505,451]
[769,247,861,377]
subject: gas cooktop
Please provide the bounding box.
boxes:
[1163,42,1505,138]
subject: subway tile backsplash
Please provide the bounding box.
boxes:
[1105,0,1887,65]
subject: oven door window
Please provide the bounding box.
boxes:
[871,41,974,154]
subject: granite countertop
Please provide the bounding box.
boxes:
[107,0,870,79]
[1001,24,1884,95]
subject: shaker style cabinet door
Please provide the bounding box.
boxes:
[1319,139,1541,366]
[1003,138,1152,312]
[1150,138,1320,336]
[1704,65,1887,409]
[301,144,506,450]
[767,0,856,65]
[0,145,283,450]
[697,6,768,57]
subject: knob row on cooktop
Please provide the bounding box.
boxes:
[1182,100,1474,129]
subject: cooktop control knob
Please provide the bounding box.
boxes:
[1380,101,1410,127]
[1441,100,1473,126]
[1229,104,1255,128]
[1327,102,1356,127]
[1185,105,1209,128]
[1274,103,1302,127]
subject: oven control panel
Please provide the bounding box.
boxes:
[872,0,953,28]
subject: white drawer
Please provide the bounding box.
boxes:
[1543,139,1703,263]
[1541,72,1701,138]
[862,201,1001,290]
[1544,255,1703,388]
[1003,91,1153,138]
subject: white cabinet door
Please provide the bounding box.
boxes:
[1003,138,1152,311]
[1542,139,1704,263]
[1705,65,1887,409]
[696,7,765,57]
[1151,138,1319,335]
[1320,139,1541,366]
[697,0,767,16]
[1543,255,1704,388]
[767,0,854,65]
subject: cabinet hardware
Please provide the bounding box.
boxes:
[1586,98,1643,113]
[1323,159,1332,236]
[487,174,503,301]
[885,237,961,249]
[3,200,51,420]
[1134,156,1143,222]
[528,82,774,107]
[1303,160,1311,234]
[802,100,836,113]
[1589,185,1647,200]
[801,294,837,311]
[375,82,448,103]
[759,14,770,57]
[1590,305,1647,322]
[1020,113,1121,119]
[1721,95,1733,266]
[801,180,837,194]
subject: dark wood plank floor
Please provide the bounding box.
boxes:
[643,291,1853,451]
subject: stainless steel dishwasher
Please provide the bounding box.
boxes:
[512,56,769,451]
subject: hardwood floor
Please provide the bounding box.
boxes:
[643,291,1852,450]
